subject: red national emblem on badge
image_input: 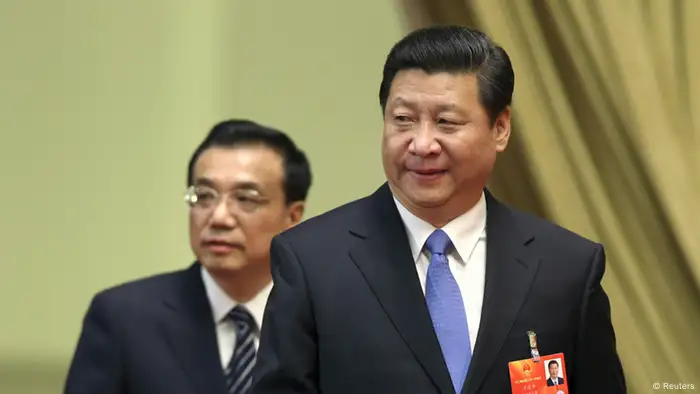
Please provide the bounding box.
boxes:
[522,363,531,372]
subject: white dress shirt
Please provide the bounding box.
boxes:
[393,192,487,351]
[201,266,273,368]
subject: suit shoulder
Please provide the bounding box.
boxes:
[280,193,370,243]
[509,207,601,252]
[89,268,189,312]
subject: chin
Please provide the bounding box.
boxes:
[396,182,449,205]
[201,255,247,274]
[405,190,451,208]
[412,197,449,208]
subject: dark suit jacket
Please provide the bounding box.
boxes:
[63,263,230,394]
[548,377,565,386]
[252,184,626,394]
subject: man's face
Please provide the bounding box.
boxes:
[188,145,304,277]
[549,363,559,378]
[382,70,510,214]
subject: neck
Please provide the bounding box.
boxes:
[390,184,483,228]
[209,265,271,303]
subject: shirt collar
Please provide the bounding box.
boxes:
[393,192,487,263]
[200,266,272,329]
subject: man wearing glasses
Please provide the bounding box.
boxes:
[63,120,312,394]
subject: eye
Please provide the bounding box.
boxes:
[235,191,264,209]
[395,115,413,123]
[195,191,217,207]
[236,195,255,203]
[190,188,218,208]
[196,190,216,201]
[437,118,463,131]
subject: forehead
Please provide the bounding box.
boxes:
[192,145,284,191]
[387,69,480,110]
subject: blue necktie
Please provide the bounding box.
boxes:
[225,306,257,394]
[425,229,471,394]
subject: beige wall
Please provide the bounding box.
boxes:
[0,1,405,392]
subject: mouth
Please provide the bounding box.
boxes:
[409,169,447,181]
[202,240,241,255]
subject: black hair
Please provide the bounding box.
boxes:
[379,25,514,123]
[548,360,559,368]
[187,119,312,204]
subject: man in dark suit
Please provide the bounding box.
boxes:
[63,120,313,394]
[547,360,565,387]
[251,26,626,394]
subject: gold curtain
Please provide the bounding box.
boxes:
[400,1,700,392]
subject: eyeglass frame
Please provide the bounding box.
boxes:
[184,184,270,215]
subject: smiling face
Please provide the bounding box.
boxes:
[381,69,511,225]
[188,145,304,278]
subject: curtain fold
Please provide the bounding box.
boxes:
[399,1,700,392]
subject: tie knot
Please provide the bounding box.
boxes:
[425,229,452,255]
[228,305,257,333]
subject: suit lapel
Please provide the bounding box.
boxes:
[162,263,228,394]
[348,184,454,394]
[461,192,540,394]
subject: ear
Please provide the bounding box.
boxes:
[493,106,512,153]
[285,201,306,228]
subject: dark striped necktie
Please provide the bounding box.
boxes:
[225,306,257,394]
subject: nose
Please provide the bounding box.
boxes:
[209,198,237,228]
[408,121,441,157]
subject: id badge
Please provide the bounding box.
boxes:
[508,331,569,394]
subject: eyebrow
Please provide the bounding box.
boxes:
[436,103,460,112]
[391,97,415,108]
[392,98,465,115]
[193,178,263,192]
